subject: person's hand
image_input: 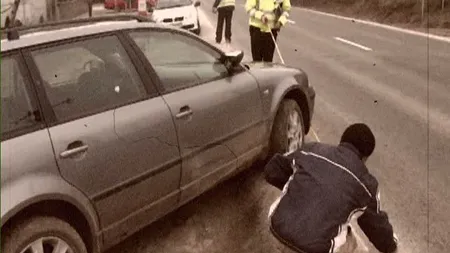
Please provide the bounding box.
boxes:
[261,14,269,24]
[274,21,282,29]
[389,233,400,253]
[212,7,218,13]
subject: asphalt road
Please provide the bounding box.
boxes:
[104,2,449,253]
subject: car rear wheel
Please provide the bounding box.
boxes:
[269,99,305,157]
[2,216,87,253]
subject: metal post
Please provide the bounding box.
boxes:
[421,0,425,23]
[9,0,22,26]
[115,0,119,11]
[88,0,93,17]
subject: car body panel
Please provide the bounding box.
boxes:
[161,68,264,205]
[99,97,181,247]
[244,62,315,136]
[47,97,181,229]
[0,130,102,251]
[1,22,162,52]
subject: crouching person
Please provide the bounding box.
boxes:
[264,123,399,253]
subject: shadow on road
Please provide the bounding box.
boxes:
[107,164,281,253]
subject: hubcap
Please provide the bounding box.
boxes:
[286,110,303,154]
[20,237,73,253]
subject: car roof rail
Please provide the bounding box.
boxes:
[1,14,154,41]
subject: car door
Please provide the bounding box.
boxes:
[25,33,181,245]
[1,52,59,222]
[127,29,265,205]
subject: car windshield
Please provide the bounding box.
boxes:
[155,0,192,9]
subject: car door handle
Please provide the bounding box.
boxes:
[60,144,89,159]
[176,106,193,119]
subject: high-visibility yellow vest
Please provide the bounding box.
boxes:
[245,0,291,32]
[218,0,236,8]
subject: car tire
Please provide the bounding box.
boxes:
[2,216,88,253]
[269,99,305,157]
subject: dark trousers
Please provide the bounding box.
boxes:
[216,6,234,43]
[249,25,279,62]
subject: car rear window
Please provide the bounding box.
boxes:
[30,35,147,123]
[1,56,41,139]
[33,47,101,88]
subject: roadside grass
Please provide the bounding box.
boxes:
[292,0,450,29]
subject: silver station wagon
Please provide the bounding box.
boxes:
[1,15,315,253]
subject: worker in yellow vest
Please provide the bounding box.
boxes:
[245,0,291,62]
[212,0,236,46]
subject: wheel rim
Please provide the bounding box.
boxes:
[286,110,303,153]
[20,237,74,253]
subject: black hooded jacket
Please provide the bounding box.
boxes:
[264,142,398,253]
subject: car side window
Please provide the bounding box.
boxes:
[129,30,229,93]
[1,56,41,139]
[31,35,146,122]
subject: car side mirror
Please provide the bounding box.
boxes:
[222,50,244,68]
[194,1,201,7]
[222,50,244,74]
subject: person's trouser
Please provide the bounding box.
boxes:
[249,25,279,62]
[270,234,304,253]
[271,229,359,253]
[216,6,234,43]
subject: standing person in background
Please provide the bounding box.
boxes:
[212,0,235,47]
[245,0,291,62]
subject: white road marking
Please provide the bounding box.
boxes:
[300,8,450,43]
[334,37,373,51]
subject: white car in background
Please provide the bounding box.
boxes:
[150,0,202,35]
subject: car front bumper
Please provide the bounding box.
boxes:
[154,15,199,33]
[176,18,199,34]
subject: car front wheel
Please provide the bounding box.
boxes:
[269,99,305,156]
[2,216,88,253]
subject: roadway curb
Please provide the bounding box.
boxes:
[299,8,450,43]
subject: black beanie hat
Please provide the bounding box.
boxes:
[340,123,376,157]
